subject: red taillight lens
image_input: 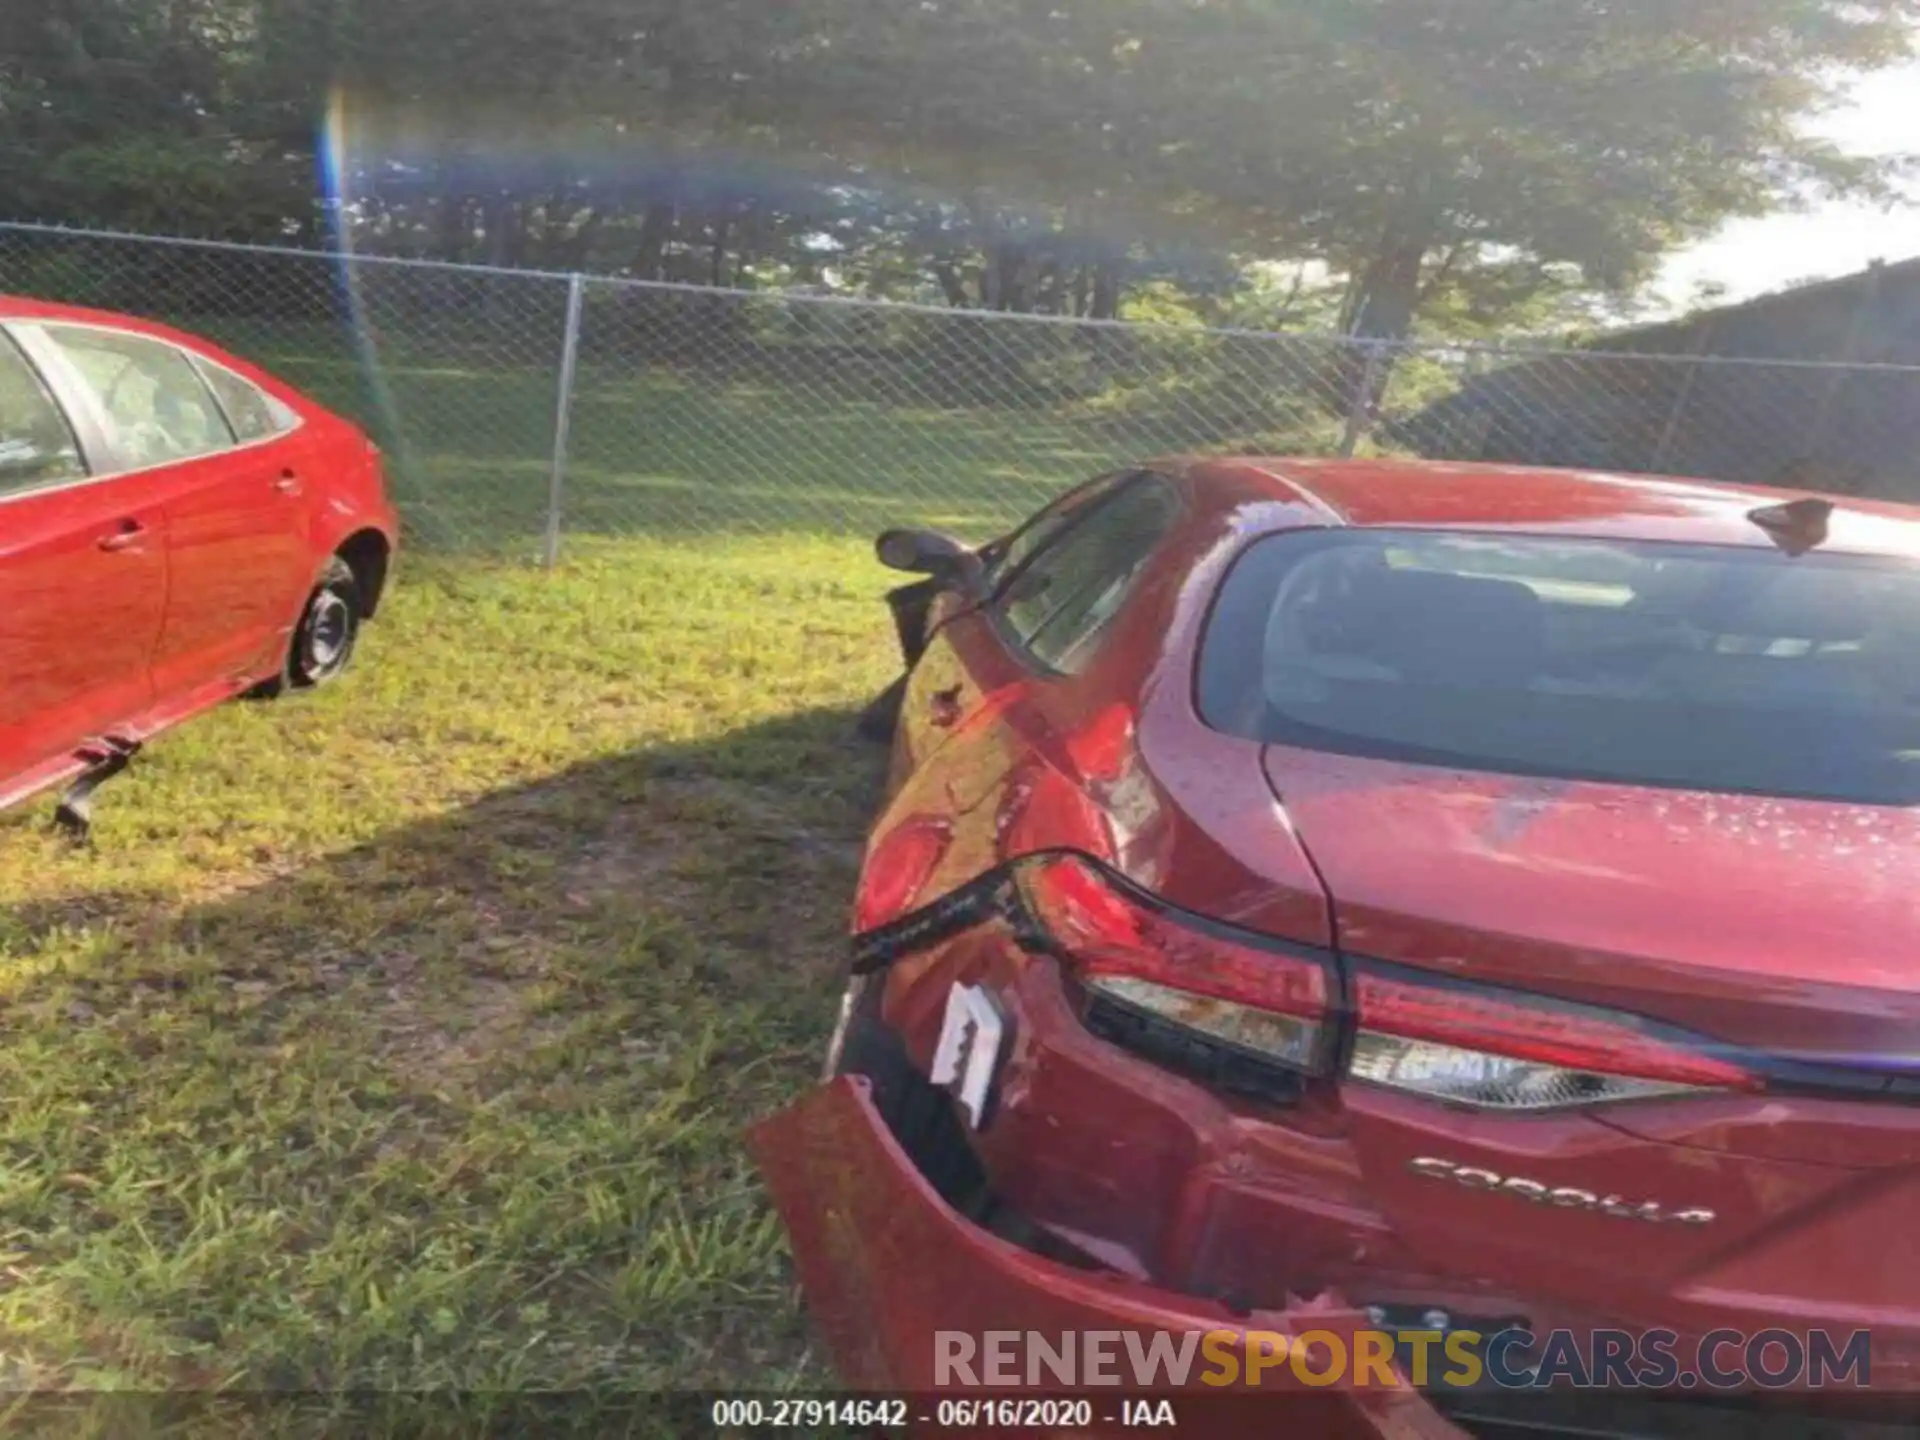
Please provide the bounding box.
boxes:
[1021,854,1329,1019]
[1349,968,1760,1110]
[1017,853,1335,1076]
[853,817,952,933]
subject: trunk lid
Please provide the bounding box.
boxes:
[1260,743,1920,1069]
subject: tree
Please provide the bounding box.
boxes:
[766,0,1919,338]
[1292,0,1919,345]
[4,0,1915,338]
[0,0,304,235]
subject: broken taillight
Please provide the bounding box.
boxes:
[864,845,1763,1114]
[1014,853,1338,1095]
[853,816,953,933]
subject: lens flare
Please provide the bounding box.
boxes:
[317,85,427,538]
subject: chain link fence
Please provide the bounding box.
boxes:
[5,220,1920,561]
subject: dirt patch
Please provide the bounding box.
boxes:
[562,806,696,912]
[373,962,560,1093]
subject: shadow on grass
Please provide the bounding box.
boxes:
[0,705,888,1435]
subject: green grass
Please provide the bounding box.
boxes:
[0,313,1121,1424]
[0,308,1358,1433]
[0,535,903,1432]
[172,315,1352,557]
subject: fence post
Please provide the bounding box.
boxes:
[1339,341,1384,457]
[544,271,586,568]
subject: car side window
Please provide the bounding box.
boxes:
[978,472,1133,597]
[0,332,88,495]
[44,325,236,469]
[994,475,1183,672]
[195,359,296,443]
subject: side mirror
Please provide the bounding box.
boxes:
[875,528,984,586]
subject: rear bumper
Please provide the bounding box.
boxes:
[749,1074,1465,1439]
[754,975,1920,1438]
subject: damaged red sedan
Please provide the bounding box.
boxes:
[752,458,1920,1437]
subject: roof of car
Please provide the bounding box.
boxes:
[1179,455,1920,557]
[0,294,226,352]
[1,295,142,323]
[0,294,324,408]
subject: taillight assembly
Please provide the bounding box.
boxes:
[1008,853,1758,1113]
[853,817,953,933]
[858,845,1762,1114]
[1347,965,1761,1111]
[1014,854,1337,1099]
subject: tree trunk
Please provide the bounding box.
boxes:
[1071,265,1092,318]
[933,261,971,308]
[567,209,604,270]
[1327,221,1436,440]
[634,200,674,281]
[1345,233,1429,344]
[992,241,1029,312]
[1090,261,1122,321]
[710,212,731,288]
[483,196,528,270]
[735,204,759,286]
[479,197,529,321]
[434,192,469,262]
[537,186,571,267]
[1035,257,1065,315]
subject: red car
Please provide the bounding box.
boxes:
[753,458,1920,1437]
[0,297,397,830]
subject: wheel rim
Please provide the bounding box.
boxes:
[306,590,352,674]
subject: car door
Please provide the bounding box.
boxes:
[34,322,314,700]
[0,326,168,801]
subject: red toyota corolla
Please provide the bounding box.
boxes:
[0,297,397,829]
[753,457,1920,1437]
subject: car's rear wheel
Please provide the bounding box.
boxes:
[288,557,362,689]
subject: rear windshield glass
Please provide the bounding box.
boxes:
[1197,529,1920,805]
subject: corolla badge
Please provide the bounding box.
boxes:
[1409,1156,1716,1226]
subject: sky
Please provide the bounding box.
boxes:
[1654,61,1920,310]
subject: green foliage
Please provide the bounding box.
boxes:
[3,0,1917,335]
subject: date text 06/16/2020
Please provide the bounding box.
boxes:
[707,1396,1179,1429]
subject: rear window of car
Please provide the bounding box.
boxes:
[44,324,236,467]
[1197,529,1920,805]
[195,359,299,443]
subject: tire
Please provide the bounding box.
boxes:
[287,556,362,689]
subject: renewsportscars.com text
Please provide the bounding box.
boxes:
[934,1327,1872,1391]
